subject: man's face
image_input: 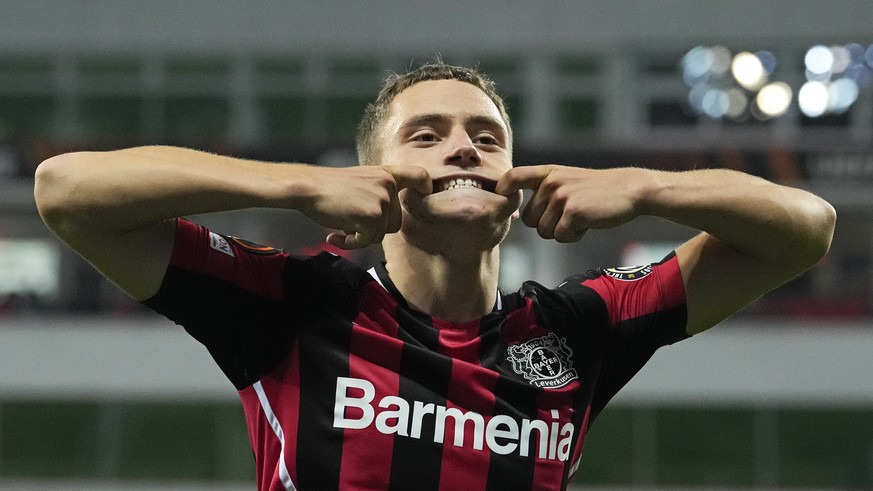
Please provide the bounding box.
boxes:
[377,79,522,233]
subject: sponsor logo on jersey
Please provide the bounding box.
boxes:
[333,377,575,461]
[507,332,579,389]
[603,264,653,281]
[209,232,235,257]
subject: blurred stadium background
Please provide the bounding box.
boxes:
[1,1,872,489]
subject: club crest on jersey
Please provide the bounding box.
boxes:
[507,333,578,389]
[604,264,653,281]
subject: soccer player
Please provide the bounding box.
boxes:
[34,62,835,490]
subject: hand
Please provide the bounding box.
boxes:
[300,165,432,249]
[495,165,643,242]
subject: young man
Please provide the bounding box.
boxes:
[34,62,835,490]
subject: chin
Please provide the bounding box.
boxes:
[413,190,516,220]
[401,209,513,253]
[421,205,506,228]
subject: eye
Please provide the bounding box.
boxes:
[473,133,500,146]
[411,131,439,143]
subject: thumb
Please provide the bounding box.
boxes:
[495,166,549,196]
[385,165,433,195]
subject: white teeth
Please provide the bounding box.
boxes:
[441,178,483,191]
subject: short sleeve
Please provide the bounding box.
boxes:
[142,219,293,389]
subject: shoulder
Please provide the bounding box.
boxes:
[162,219,374,304]
[515,253,686,328]
[576,254,684,312]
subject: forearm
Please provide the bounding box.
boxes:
[35,146,309,237]
[638,168,836,269]
[33,145,424,300]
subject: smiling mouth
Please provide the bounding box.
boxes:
[433,177,497,194]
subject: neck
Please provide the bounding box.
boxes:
[383,237,500,323]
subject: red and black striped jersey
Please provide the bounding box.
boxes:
[144,219,689,491]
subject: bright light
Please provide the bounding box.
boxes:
[830,45,851,74]
[701,89,729,118]
[732,52,767,90]
[709,45,732,76]
[681,42,870,121]
[756,82,793,117]
[681,45,714,85]
[828,78,859,112]
[798,81,829,117]
[805,45,834,75]
[687,84,709,114]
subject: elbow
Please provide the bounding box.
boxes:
[33,154,65,223]
[798,197,837,269]
[33,153,85,236]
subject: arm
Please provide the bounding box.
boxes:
[496,165,836,335]
[34,145,430,300]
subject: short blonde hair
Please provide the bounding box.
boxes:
[356,61,512,166]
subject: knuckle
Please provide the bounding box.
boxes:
[521,211,538,228]
[537,224,554,239]
[566,209,585,225]
[371,171,396,190]
[540,178,561,194]
[551,187,572,203]
[359,207,385,223]
[554,226,576,243]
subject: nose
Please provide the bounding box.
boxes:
[443,128,481,168]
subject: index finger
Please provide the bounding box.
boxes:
[384,165,433,195]
[495,165,550,196]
